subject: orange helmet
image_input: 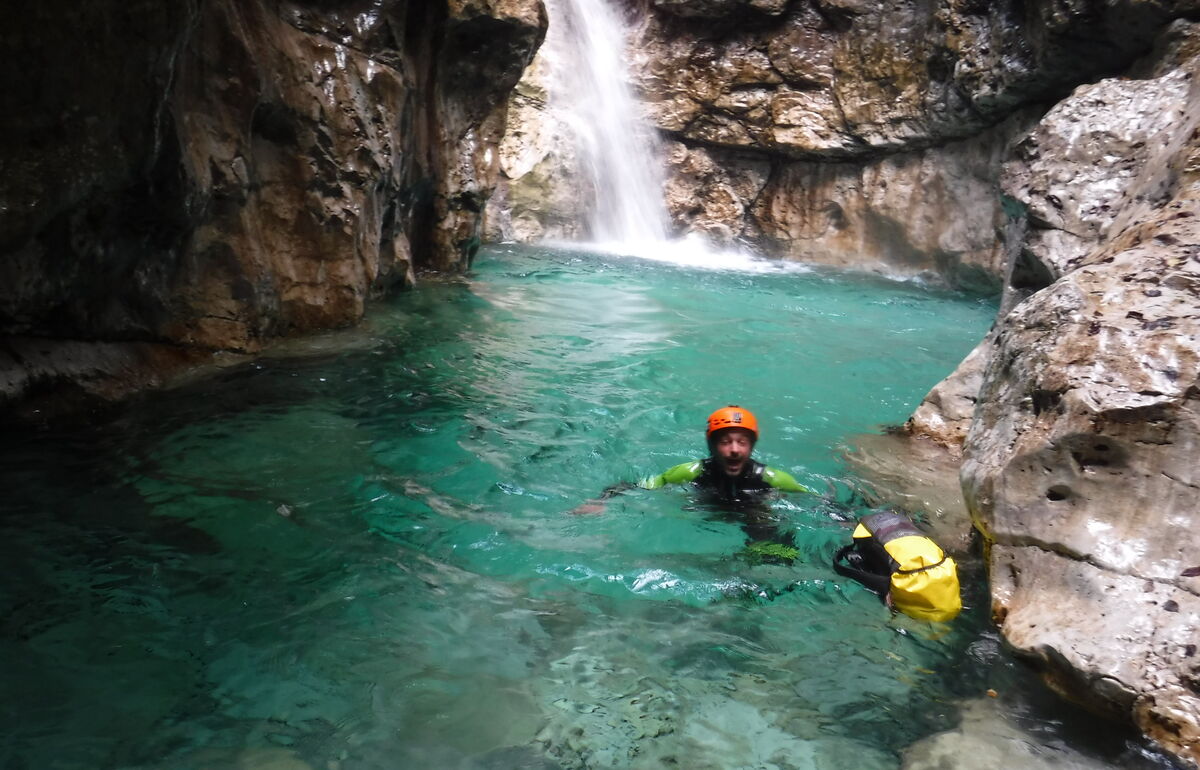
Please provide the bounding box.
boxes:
[706,406,759,441]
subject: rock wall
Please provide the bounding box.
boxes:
[906,21,1200,766]
[643,0,1198,283]
[0,0,546,414]
[484,22,587,243]
[494,0,1195,286]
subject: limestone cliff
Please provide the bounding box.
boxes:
[496,0,1198,288]
[639,0,1196,286]
[0,0,546,415]
[956,24,1200,765]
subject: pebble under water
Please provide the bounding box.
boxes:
[1,244,1172,769]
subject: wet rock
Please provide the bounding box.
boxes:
[988,547,1200,762]
[485,11,586,242]
[638,0,1193,159]
[651,0,788,19]
[630,0,1200,281]
[662,141,769,247]
[905,336,991,453]
[840,431,974,552]
[0,336,216,425]
[0,0,546,410]
[746,112,1031,284]
[503,0,1183,283]
[956,22,1200,766]
[492,0,1200,288]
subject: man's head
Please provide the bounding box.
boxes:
[706,406,758,477]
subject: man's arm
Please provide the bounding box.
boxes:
[570,460,704,514]
[639,460,704,489]
[762,466,816,494]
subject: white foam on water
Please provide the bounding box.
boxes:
[545,234,816,274]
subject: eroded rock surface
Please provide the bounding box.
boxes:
[498,0,1199,285]
[0,0,546,411]
[484,12,586,242]
[744,116,1030,285]
[1002,59,1198,284]
[956,22,1200,766]
[840,431,975,552]
[632,0,1199,282]
[905,337,992,453]
[639,0,1193,157]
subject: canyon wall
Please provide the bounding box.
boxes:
[957,24,1200,766]
[496,0,1196,288]
[4,0,1199,762]
[0,0,546,416]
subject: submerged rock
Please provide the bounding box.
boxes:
[839,431,974,553]
[902,698,1116,770]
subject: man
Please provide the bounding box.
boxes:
[574,406,814,562]
[640,405,812,502]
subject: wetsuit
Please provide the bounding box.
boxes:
[640,458,814,562]
[639,457,812,501]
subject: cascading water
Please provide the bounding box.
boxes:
[545,0,671,247]
[540,0,780,271]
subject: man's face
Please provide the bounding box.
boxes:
[710,428,755,477]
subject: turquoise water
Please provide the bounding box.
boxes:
[0,244,1164,769]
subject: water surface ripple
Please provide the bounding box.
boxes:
[0,245,1167,769]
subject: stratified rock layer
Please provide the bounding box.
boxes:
[958,22,1200,766]
[497,0,1200,286]
[641,0,1193,156]
[635,0,1199,282]
[0,0,546,409]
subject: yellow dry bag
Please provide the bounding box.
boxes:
[833,511,961,622]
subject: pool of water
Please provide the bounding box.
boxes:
[0,244,1168,769]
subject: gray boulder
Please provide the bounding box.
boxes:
[959,22,1200,766]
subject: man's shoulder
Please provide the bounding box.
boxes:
[640,459,706,489]
[761,466,813,493]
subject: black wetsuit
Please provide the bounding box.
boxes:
[600,456,813,563]
[692,459,777,501]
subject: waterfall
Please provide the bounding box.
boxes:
[546,0,671,247]
[534,0,790,271]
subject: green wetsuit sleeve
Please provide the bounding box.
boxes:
[762,466,815,494]
[639,460,704,489]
